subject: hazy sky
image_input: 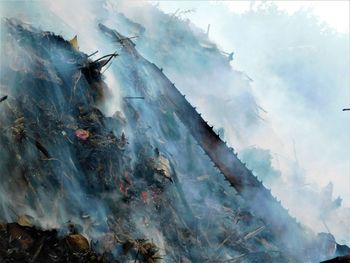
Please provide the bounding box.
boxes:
[154,1,349,34]
[151,0,350,207]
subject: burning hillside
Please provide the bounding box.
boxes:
[0,5,349,263]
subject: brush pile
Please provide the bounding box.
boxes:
[1,17,347,263]
[0,18,163,263]
[0,219,160,263]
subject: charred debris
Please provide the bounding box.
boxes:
[0,220,159,263]
[0,18,349,263]
[0,18,160,263]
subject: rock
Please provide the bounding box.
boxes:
[65,233,90,253]
[16,215,34,227]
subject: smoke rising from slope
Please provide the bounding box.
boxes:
[0,0,348,261]
[115,0,350,245]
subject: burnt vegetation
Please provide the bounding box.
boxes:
[0,17,349,263]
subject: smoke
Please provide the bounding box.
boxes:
[116,1,350,245]
[239,147,281,186]
[0,0,349,261]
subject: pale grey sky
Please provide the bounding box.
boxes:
[153,1,349,33]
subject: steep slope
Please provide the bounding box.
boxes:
[0,17,346,263]
[112,2,350,247]
[0,18,294,263]
[97,23,322,262]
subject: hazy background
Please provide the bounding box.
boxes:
[147,0,350,243]
[153,0,350,205]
